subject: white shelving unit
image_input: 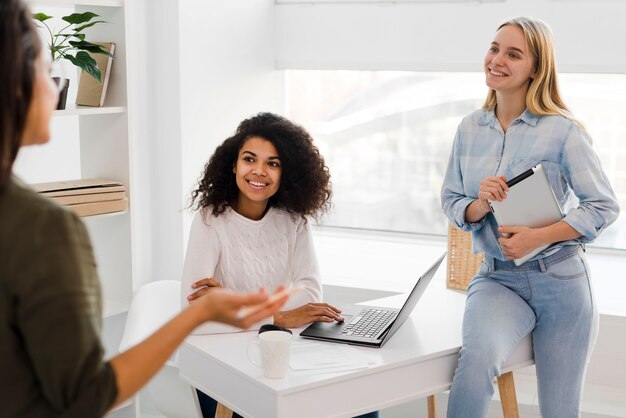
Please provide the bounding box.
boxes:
[28,1,139,417]
[53,105,126,116]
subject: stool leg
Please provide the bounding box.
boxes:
[497,371,519,418]
[215,402,233,418]
[427,394,437,418]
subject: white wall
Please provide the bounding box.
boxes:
[127,0,284,284]
[145,0,185,285]
[178,0,285,248]
[275,0,626,73]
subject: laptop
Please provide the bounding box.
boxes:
[488,164,564,266]
[300,252,446,348]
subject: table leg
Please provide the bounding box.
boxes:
[427,394,437,418]
[215,402,233,418]
[497,371,519,418]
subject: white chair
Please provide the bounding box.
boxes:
[119,280,201,418]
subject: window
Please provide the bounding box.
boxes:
[286,70,626,250]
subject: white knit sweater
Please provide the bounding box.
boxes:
[181,206,322,334]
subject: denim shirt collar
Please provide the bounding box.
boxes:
[478,108,540,128]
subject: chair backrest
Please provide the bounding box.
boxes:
[119,280,201,418]
[446,224,484,291]
[119,280,181,354]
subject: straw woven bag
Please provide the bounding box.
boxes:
[446,223,484,291]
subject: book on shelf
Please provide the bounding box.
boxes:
[50,190,126,205]
[75,42,115,107]
[32,178,128,217]
[66,197,128,217]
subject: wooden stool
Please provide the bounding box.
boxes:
[215,403,233,418]
[426,371,519,418]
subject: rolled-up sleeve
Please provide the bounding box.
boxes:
[560,125,620,243]
[441,127,487,232]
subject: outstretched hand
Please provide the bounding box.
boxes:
[197,286,289,329]
[274,303,344,328]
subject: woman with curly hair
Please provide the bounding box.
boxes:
[181,112,342,332]
[181,113,382,418]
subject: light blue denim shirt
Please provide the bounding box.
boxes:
[441,108,620,261]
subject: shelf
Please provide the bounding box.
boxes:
[53,105,126,117]
[28,0,124,7]
[81,210,128,219]
[103,299,128,318]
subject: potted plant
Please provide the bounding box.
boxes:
[33,11,113,109]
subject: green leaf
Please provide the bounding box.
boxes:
[54,33,87,42]
[54,33,86,39]
[74,20,106,33]
[50,45,68,54]
[68,40,113,57]
[33,13,53,22]
[61,12,99,25]
[64,51,101,81]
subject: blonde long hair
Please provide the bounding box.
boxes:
[483,17,581,126]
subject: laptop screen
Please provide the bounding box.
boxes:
[379,251,447,344]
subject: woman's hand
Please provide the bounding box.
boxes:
[187,278,222,302]
[196,287,289,329]
[498,226,543,260]
[478,175,508,204]
[273,303,344,328]
[466,176,509,223]
[498,221,581,260]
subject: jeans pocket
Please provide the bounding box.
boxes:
[545,253,587,280]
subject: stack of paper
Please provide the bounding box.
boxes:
[32,178,128,217]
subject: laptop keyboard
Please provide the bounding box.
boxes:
[340,308,397,339]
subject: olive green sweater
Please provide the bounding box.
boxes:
[0,177,117,417]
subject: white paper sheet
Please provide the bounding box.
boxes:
[289,340,379,375]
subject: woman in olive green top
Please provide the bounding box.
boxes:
[0,1,288,416]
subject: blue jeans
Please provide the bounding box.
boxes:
[197,390,379,418]
[447,245,598,418]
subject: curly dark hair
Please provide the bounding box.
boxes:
[190,112,332,221]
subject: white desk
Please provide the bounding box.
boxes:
[179,282,533,418]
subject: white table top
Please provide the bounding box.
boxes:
[179,280,533,418]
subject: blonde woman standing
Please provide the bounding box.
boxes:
[441,17,619,418]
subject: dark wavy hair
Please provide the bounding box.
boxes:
[0,0,41,189]
[190,113,331,221]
